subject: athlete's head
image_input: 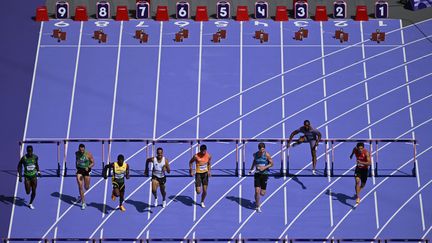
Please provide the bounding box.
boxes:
[356,142,365,151]
[156,147,163,159]
[199,144,207,154]
[79,144,85,153]
[303,120,311,131]
[258,142,266,153]
[26,145,33,156]
[117,154,125,165]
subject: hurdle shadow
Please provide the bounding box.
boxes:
[225,196,255,210]
[0,195,27,207]
[325,189,355,209]
[125,199,151,213]
[168,195,197,207]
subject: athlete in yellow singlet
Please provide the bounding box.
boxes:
[103,154,130,212]
[189,144,212,208]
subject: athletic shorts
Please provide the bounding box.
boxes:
[254,173,269,190]
[76,168,91,177]
[112,180,125,191]
[355,167,368,184]
[300,136,318,151]
[152,175,167,186]
[195,172,209,187]
[24,175,37,183]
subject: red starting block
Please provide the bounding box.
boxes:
[275,6,288,21]
[236,6,249,21]
[355,5,369,21]
[74,6,88,21]
[135,30,149,43]
[35,6,49,22]
[195,6,209,21]
[116,6,129,21]
[293,27,309,41]
[156,5,169,21]
[371,30,385,43]
[93,29,107,43]
[254,30,268,43]
[52,29,67,42]
[334,29,349,43]
[315,5,328,21]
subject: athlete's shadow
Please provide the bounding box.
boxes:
[51,192,77,205]
[88,202,115,213]
[126,199,152,213]
[325,189,355,209]
[168,195,196,207]
[0,195,26,207]
[225,196,255,210]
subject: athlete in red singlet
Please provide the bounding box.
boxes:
[350,142,371,204]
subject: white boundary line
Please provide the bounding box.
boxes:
[238,21,244,225]
[8,21,44,239]
[320,21,333,228]
[422,225,432,239]
[399,19,426,231]
[280,21,288,226]
[100,20,124,239]
[360,21,380,230]
[53,21,84,239]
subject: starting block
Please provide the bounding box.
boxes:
[52,29,67,42]
[35,6,49,22]
[334,28,349,43]
[93,29,107,43]
[134,30,149,43]
[371,30,385,43]
[293,27,308,41]
[212,29,227,43]
[253,29,269,43]
[174,28,189,42]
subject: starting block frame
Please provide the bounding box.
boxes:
[134,29,149,43]
[334,29,349,43]
[93,29,107,43]
[254,29,269,43]
[294,27,309,41]
[52,28,67,42]
[371,30,386,43]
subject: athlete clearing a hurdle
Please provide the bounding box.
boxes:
[287,120,322,175]
[350,142,371,204]
[104,154,130,211]
[189,144,212,208]
[249,142,273,213]
[75,144,94,210]
[145,147,170,208]
[18,145,41,209]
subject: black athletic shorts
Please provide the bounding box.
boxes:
[195,172,209,187]
[76,168,91,177]
[355,167,368,184]
[112,180,125,191]
[254,173,269,190]
[152,175,167,186]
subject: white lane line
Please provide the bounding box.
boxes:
[53,21,84,239]
[280,21,288,225]
[400,19,426,231]
[238,20,244,225]
[8,21,44,239]
[360,20,380,230]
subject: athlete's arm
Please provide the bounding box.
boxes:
[88,152,95,169]
[287,129,300,147]
[189,155,196,176]
[165,159,171,174]
[35,155,41,176]
[350,148,356,159]
[126,164,130,179]
[144,158,152,176]
[207,155,212,177]
[17,157,23,182]
[265,152,274,170]
[249,154,256,174]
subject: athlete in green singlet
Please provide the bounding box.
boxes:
[75,144,94,210]
[18,145,41,209]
